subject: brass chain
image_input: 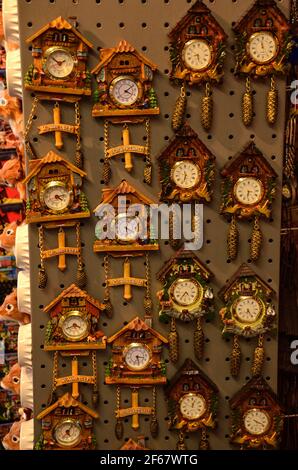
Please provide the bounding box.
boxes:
[92,351,98,393]
[38,225,45,270]
[103,255,111,301]
[145,118,151,168]
[116,386,121,414]
[48,350,59,404]
[245,77,251,94]
[152,386,157,418]
[104,119,109,158]
[76,223,83,269]
[24,97,39,159]
[75,101,82,167]
[145,252,151,301]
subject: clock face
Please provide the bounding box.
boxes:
[109,76,141,107]
[248,32,278,65]
[41,182,71,212]
[244,409,271,436]
[179,393,207,420]
[171,161,201,189]
[182,39,212,72]
[54,419,82,448]
[45,47,75,79]
[60,311,89,342]
[114,214,140,243]
[124,343,151,371]
[234,297,262,324]
[171,279,202,307]
[234,178,264,206]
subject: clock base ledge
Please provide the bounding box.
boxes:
[26,211,90,224]
[44,341,107,352]
[105,377,167,385]
[93,242,159,253]
[92,106,160,118]
[25,84,91,96]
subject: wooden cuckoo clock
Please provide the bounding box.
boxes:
[120,436,148,450]
[229,376,283,449]
[168,0,227,131]
[36,393,98,450]
[220,142,277,261]
[23,150,89,288]
[157,249,214,364]
[24,17,93,167]
[158,123,216,204]
[92,40,159,184]
[105,316,168,439]
[233,0,292,126]
[43,284,106,352]
[93,180,159,316]
[166,358,219,450]
[219,263,277,378]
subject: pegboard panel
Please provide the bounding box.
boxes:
[17,0,289,451]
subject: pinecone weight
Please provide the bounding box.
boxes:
[38,268,47,289]
[169,318,179,364]
[102,158,111,184]
[172,90,187,132]
[194,318,204,360]
[144,164,152,185]
[76,266,87,289]
[250,218,263,262]
[267,84,278,125]
[231,335,241,378]
[201,94,213,131]
[252,336,265,377]
[228,217,239,261]
[242,91,253,127]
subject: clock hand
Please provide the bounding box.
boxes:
[253,419,263,426]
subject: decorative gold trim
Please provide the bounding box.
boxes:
[170,278,204,309]
[179,393,207,421]
[233,296,264,325]
[39,180,73,215]
[170,161,201,190]
[109,75,143,108]
[59,310,90,342]
[234,177,264,207]
[247,32,279,66]
[53,418,82,448]
[243,408,271,436]
[182,39,213,72]
[113,213,140,244]
[44,46,76,80]
[123,342,152,371]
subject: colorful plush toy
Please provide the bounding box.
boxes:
[2,420,21,450]
[1,363,21,395]
[0,220,18,251]
[0,157,23,186]
[0,288,30,325]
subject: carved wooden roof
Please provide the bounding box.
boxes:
[233,0,289,33]
[166,358,218,395]
[157,248,213,282]
[37,392,99,419]
[92,40,157,74]
[120,437,148,450]
[44,283,105,313]
[26,16,93,49]
[230,375,280,408]
[108,316,168,344]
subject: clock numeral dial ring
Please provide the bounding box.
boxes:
[182,39,213,72]
[54,419,82,448]
[109,76,142,107]
[234,177,264,206]
[45,47,75,79]
[243,409,271,436]
[247,32,279,65]
[233,297,263,324]
[179,393,207,420]
[171,278,203,308]
[171,161,201,190]
[60,311,90,342]
[123,343,152,371]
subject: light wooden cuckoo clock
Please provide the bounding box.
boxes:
[92,40,159,184]
[166,358,218,451]
[36,392,98,450]
[24,17,93,167]
[233,0,292,126]
[23,150,89,289]
[93,179,159,317]
[105,316,168,439]
[157,249,214,364]
[219,263,277,378]
[220,142,277,261]
[229,376,283,449]
[168,0,227,131]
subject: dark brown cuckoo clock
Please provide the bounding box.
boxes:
[165,358,219,450]
[23,150,89,289]
[220,142,277,261]
[36,392,98,450]
[158,123,216,204]
[229,376,283,449]
[157,248,215,364]
[233,0,292,126]
[93,180,159,317]
[169,0,227,131]
[92,40,159,184]
[219,263,277,378]
[105,316,168,439]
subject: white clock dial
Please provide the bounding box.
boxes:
[172,161,201,189]
[248,32,278,64]
[46,48,74,78]
[235,297,261,324]
[124,343,151,371]
[114,214,140,243]
[61,312,89,341]
[234,178,263,206]
[180,393,207,420]
[171,279,201,307]
[42,182,71,212]
[244,409,271,436]
[110,76,140,106]
[182,39,212,72]
[54,419,82,447]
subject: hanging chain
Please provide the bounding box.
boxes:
[104,119,110,155]
[75,223,82,269]
[24,96,39,159]
[104,255,110,301]
[92,351,98,394]
[116,386,121,414]
[144,118,152,184]
[75,101,83,168]
[152,386,157,418]
[102,120,111,183]
[38,225,45,270]
[144,253,152,315]
[48,351,59,405]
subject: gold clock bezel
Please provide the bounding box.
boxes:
[53,418,82,448]
[233,296,264,325]
[171,161,202,190]
[123,342,152,371]
[59,310,90,342]
[113,213,140,244]
[109,75,143,108]
[40,180,73,214]
[170,278,204,309]
[243,408,271,436]
[179,393,207,421]
[234,177,264,206]
[247,32,279,66]
[44,46,76,80]
[182,39,213,72]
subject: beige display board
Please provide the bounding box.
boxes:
[18,0,289,450]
